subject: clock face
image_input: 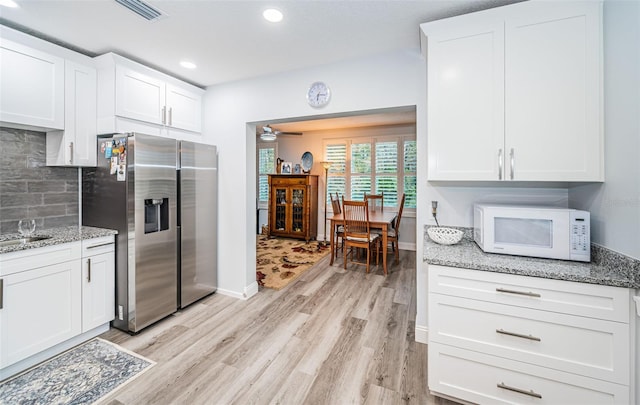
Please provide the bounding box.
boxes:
[307,81,331,108]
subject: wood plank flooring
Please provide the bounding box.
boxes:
[100,250,460,405]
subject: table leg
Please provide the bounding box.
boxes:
[330,219,335,266]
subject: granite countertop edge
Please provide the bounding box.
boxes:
[0,226,118,255]
[424,226,640,289]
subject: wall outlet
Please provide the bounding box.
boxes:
[118,305,124,320]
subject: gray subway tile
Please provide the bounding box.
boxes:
[28,204,68,218]
[1,193,43,207]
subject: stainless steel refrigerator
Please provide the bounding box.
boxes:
[82,133,217,333]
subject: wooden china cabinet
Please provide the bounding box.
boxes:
[268,174,318,242]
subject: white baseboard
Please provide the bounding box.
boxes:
[415,324,428,344]
[216,281,259,300]
[398,242,416,251]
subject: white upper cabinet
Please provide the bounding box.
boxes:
[46,61,98,166]
[97,53,203,135]
[0,39,64,130]
[421,1,604,182]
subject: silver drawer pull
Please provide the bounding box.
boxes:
[86,242,114,249]
[496,287,541,298]
[496,328,541,342]
[0,278,3,309]
[497,382,542,399]
[87,258,92,283]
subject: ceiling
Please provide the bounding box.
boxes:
[0,0,521,88]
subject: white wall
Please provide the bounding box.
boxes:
[569,0,640,261]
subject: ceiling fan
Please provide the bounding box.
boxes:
[259,125,303,141]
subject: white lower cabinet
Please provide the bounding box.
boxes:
[0,236,115,379]
[0,260,82,368]
[81,237,115,332]
[428,265,634,404]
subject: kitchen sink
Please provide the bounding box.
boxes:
[0,236,52,248]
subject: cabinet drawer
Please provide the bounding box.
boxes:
[429,343,630,405]
[430,293,629,384]
[270,177,307,186]
[0,242,81,276]
[81,236,115,257]
[429,265,630,322]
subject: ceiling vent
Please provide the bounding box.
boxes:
[115,0,166,21]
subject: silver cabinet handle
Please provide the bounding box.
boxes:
[0,278,3,309]
[509,148,515,180]
[496,328,541,341]
[168,107,173,126]
[69,142,74,165]
[497,382,542,399]
[87,258,91,283]
[498,148,503,180]
[86,242,114,249]
[496,287,541,298]
[162,106,166,124]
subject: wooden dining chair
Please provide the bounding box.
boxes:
[386,193,405,264]
[330,192,344,260]
[342,198,380,273]
[364,193,384,212]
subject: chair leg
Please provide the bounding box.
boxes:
[343,245,348,269]
[394,241,399,264]
[366,246,370,273]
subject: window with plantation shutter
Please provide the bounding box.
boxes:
[257,144,276,207]
[326,143,347,208]
[323,134,416,213]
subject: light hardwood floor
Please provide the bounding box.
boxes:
[100,250,459,405]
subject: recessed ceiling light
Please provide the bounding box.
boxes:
[263,8,283,23]
[0,0,19,8]
[180,60,197,69]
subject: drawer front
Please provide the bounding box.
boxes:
[430,293,629,384]
[429,265,630,322]
[270,177,307,186]
[428,343,630,405]
[81,235,115,257]
[0,242,81,276]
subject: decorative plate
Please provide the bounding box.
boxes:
[301,151,313,172]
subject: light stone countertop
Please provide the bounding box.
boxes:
[0,226,118,255]
[424,226,640,289]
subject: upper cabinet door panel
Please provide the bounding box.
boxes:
[115,65,165,125]
[505,2,603,181]
[426,21,505,181]
[166,84,202,132]
[0,39,64,130]
[66,61,97,166]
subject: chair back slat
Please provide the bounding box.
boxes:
[364,193,383,212]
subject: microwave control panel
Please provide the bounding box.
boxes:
[570,211,590,261]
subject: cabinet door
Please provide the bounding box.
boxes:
[290,186,307,237]
[505,1,603,181]
[82,252,115,332]
[115,65,165,125]
[0,261,82,368]
[0,39,64,130]
[271,186,289,234]
[426,19,505,181]
[166,83,202,132]
[46,61,97,166]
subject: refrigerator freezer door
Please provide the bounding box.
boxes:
[179,141,217,307]
[130,134,178,332]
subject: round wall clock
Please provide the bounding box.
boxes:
[307,81,331,108]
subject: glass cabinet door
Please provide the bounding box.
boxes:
[290,186,306,234]
[273,187,288,231]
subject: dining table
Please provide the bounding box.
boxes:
[329,209,398,275]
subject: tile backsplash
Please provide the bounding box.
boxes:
[0,127,79,234]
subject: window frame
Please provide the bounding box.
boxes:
[323,133,416,214]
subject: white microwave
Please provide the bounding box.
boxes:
[473,204,590,262]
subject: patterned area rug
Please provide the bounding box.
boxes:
[257,235,330,290]
[0,338,154,404]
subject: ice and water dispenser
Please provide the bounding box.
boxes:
[144,198,169,233]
